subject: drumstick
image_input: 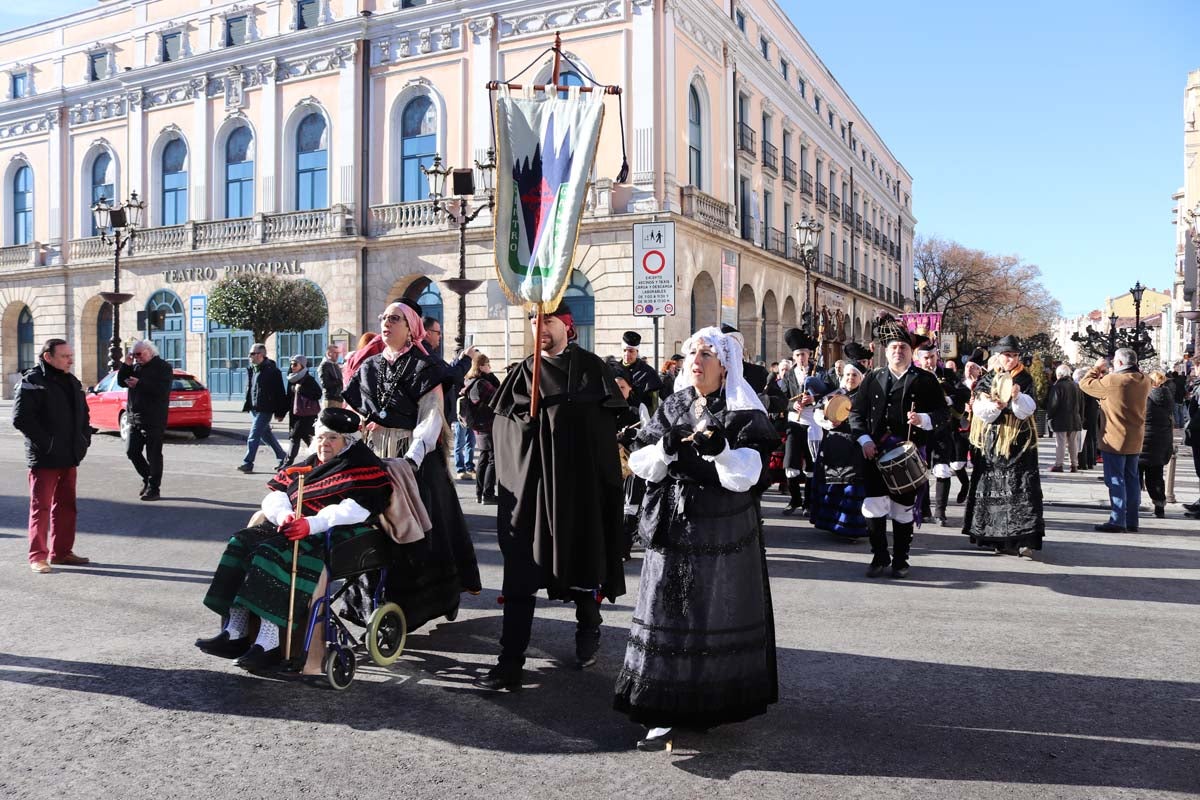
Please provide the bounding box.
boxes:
[907,402,915,442]
[284,465,314,664]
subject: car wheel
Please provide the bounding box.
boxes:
[192,426,212,440]
[119,411,131,442]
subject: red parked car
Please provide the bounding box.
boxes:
[87,369,213,440]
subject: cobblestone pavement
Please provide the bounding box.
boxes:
[1,406,1197,800]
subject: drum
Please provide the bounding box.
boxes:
[877,441,928,494]
[823,394,852,426]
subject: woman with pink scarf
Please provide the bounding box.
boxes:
[342,298,481,630]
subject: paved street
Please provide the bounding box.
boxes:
[1,405,1197,800]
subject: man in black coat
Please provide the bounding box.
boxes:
[849,316,947,578]
[780,327,829,514]
[237,343,288,473]
[619,330,663,408]
[477,303,628,690]
[1045,364,1084,473]
[318,342,344,407]
[12,338,92,573]
[118,340,174,500]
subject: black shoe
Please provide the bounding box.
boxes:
[1127,526,1138,533]
[956,485,969,503]
[139,480,150,498]
[236,463,254,474]
[781,504,798,516]
[1093,523,1126,533]
[866,560,890,578]
[196,630,253,659]
[891,562,910,578]
[1183,501,1200,513]
[141,489,160,501]
[636,729,674,752]
[274,459,288,471]
[575,631,601,670]
[1154,506,1165,519]
[475,662,522,691]
[234,644,283,673]
[482,496,497,505]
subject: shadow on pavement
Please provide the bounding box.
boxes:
[0,626,1196,793]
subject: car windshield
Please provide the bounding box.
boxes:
[172,377,206,391]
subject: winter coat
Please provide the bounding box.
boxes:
[243,357,288,415]
[1140,384,1175,466]
[1045,376,1084,433]
[318,357,343,402]
[12,360,92,469]
[1079,367,1151,455]
[117,355,174,431]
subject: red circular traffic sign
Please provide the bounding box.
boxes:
[642,250,666,275]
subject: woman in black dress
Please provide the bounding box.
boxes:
[614,326,779,752]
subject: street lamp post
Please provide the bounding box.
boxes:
[916,278,927,314]
[1129,280,1145,359]
[792,212,823,334]
[1108,311,1119,360]
[92,192,145,372]
[421,149,496,351]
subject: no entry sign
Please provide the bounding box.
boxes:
[632,222,675,316]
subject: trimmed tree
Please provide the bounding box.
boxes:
[207,272,328,346]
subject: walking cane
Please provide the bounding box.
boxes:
[283,465,313,663]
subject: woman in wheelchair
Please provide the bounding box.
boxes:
[197,407,392,673]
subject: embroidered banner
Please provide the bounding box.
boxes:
[899,312,943,337]
[493,87,605,311]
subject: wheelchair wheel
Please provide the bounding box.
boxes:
[366,602,407,667]
[322,646,356,690]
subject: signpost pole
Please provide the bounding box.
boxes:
[653,316,660,374]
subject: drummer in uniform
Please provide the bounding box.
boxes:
[849,315,947,578]
[781,327,829,515]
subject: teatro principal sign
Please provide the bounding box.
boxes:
[160,260,304,284]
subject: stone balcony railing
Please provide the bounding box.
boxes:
[368,200,448,237]
[0,241,42,270]
[67,207,356,263]
[679,186,732,232]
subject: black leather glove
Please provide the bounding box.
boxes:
[692,424,728,457]
[661,426,690,456]
[617,426,638,449]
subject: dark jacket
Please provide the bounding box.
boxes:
[1140,384,1175,466]
[1045,375,1084,433]
[243,357,288,415]
[441,353,472,424]
[117,355,174,431]
[286,369,322,419]
[849,365,948,450]
[464,372,501,447]
[318,357,343,402]
[12,359,92,469]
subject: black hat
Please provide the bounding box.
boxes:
[605,357,633,384]
[398,297,422,317]
[969,347,989,366]
[872,314,913,347]
[993,335,1022,354]
[784,327,818,352]
[527,301,574,320]
[720,323,738,335]
[843,341,873,362]
[622,331,642,348]
[670,353,684,362]
[317,407,360,435]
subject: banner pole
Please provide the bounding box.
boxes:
[551,32,562,85]
[530,306,544,419]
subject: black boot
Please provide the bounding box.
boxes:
[783,476,805,515]
[574,590,603,668]
[866,518,890,577]
[891,521,914,577]
[476,595,534,690]
[934,478,950,525]
[955,468,969,503]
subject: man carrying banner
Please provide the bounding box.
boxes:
[478,304,628,690]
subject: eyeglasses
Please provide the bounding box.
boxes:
[378,313,405,324]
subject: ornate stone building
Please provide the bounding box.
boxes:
[0,0,914,398]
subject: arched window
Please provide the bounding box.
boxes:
[563,271,595,351]
[90,153,114,235]
[688,86,702,189]
[96,303,112,382]
[403,277,443,359]
[146,290,185,369]
[400,97,436,201]
[296,113,328,210]
[224,126,254,218]
[161,139,188,225]
[17,306,34,372]
[12,165,32,245]
[557,70,585,99]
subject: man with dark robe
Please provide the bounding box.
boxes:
[850,315,947,577]
[477,303,628,690]
[619,331,663,408]
[780,327,829,514]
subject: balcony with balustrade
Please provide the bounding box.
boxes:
[680,186,732,232]
[800,170,813,197]
[855,213,864,234]
[766,227,786,256]
[0,242,42,271]
[67,207,357,264]
[782,157,797,186]
[815,183,828,208]
[829,193,840,219]
[737,122,757,157]
[843,202,853,221]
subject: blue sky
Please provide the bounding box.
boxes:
[782,0,1196,316]
[3,1,1194,317]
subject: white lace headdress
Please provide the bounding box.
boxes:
[673,326,766,413]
